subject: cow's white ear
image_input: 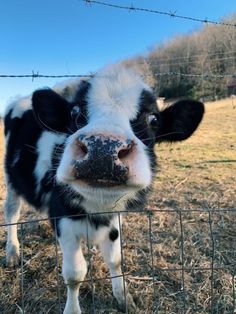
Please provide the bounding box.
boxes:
[157,100,204,142]
[32,89,71,133]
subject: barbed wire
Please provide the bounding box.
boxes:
[0,71,235,80]
[82,0,236,28]
[0,71,93,80]
[0,72,236,81]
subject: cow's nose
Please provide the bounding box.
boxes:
[73,135,135,185]
[74,135,134,161]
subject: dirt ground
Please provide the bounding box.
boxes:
[0,98,235,313]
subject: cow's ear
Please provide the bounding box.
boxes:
[32,89,71,133]
[157,100,204,142]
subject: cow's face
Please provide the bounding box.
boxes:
[32,65,204,207]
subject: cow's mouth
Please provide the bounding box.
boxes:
[75,178,126,188]
[70,177,140,192]
[88,179,125,188]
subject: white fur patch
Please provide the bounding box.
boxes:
[5,96,32,119]
[34,131,66,196]
[56,134,77,183]
[59,218,88,314]
[88,64,150,121]
[5,184,21,266]
[53,78,81,102]
[59,215,118,244]
[78,186,137,214]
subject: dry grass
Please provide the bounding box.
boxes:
[0,98,235,313]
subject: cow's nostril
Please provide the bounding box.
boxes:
[118,141,134,160]
[118,148,130,159]
[79,142,88,155]
[75,139,88,158]
[78,141,88,155]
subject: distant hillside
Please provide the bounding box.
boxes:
[123,13,236,101]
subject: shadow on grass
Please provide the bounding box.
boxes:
[201,159,236,164]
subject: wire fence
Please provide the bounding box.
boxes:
[0,71,235,80]
[82,0,236,28]
[1,207,236,313]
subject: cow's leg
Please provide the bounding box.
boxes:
[58,219,87,314]
[4,184,21,267]
[99,217,136,312]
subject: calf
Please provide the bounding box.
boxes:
[4,64,204,313]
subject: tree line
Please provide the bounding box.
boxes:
[123,14,236,101]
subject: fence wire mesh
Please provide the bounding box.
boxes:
[1,208,236,313]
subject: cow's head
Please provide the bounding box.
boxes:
[32,65,204,209]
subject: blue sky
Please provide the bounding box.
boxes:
[1,0,236,115]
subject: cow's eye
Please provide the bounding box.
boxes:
[71,105,80,117]
[147,114,159,128]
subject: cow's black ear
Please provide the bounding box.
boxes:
[32,89,71,133]
[157,100,204,142]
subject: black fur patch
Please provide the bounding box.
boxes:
[157,100,204,142]
[109,228,119,241]
[5,110,43,207]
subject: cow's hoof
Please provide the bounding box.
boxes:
[117,292,137,313]
[6,244,20,267]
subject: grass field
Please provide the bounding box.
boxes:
[0,98,235,313]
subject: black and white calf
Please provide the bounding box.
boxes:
[4,64,204,313]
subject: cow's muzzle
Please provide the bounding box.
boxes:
[72,134,135,187]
